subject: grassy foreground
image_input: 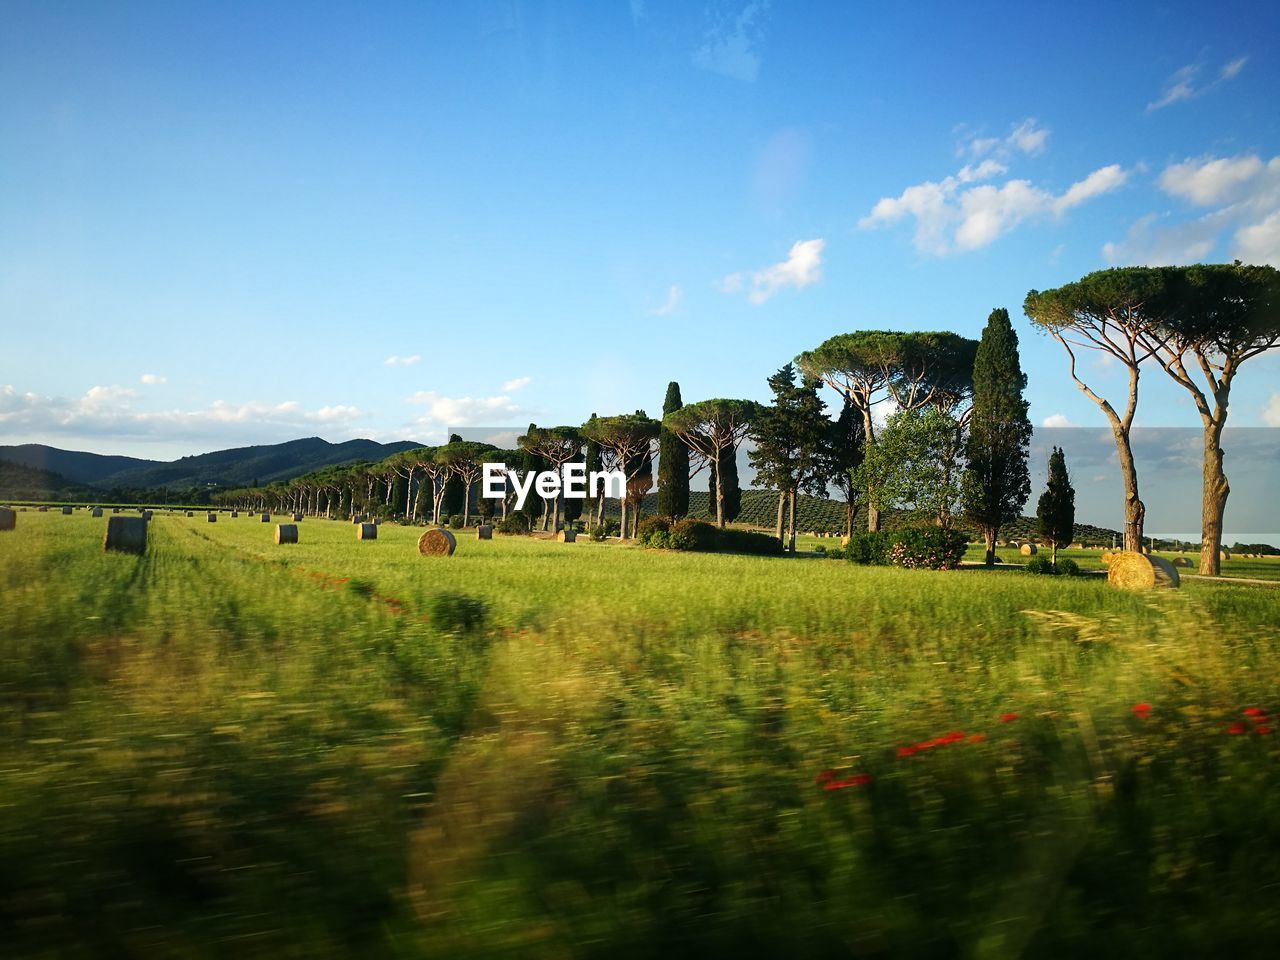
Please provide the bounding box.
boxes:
[2,511,1279,958]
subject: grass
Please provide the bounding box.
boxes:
[2,510,1280,957]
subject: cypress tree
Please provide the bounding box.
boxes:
[1037,446,1075,569]
[718,447,741,524]
[440,433,466,519]
[961,308,1032,565]
[657,382,689,519]
[584,414,602,529]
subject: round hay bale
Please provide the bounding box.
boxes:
[1020,543,1037,556]
[1107,551,1180,590]
[1172,556,1192,568]
[558,529,578,543]
[112,507,121,513]
[357,522,378,540]
[291,512,303,522]
[417,528,456,556]
[260,513,270,522]
[1219,549,1231,561]
[0,507,15,531]
[1101,551,1115,565]
[477,524,493,540]
[185,511,194,517]
[230,510,238,517]
[103,516,147,555]
[275,523,298,544]
[61,505,73,515]
[207,512,217,523]
[38,506,48,512]
[90,506,103,517]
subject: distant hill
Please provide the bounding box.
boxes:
[0,459,98,502]
[0,438,423,491]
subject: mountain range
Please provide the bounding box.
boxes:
[0,437,423,492]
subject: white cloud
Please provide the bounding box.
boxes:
[406,391,528,429]
[501,376,532,392]
[651,284,683,316]
[1007,119,1049,156]
[1053,164,1129,212]
[692,1,768,82]
[384,354,421,367]
[1148,56,1248,110]
[1235,210,1280,265]
[722,238,824,304]
[1264,393,1280,428]
[863,162,1126,255]
[1042,414,1074,428]
[959,118,1049,160]
[1159,155,1264,205]
[1221,55,1248,80]
[1105,154,1280,267]
[0,383,366,446]
[139,373,166,385]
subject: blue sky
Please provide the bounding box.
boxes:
[3,0,1279,471]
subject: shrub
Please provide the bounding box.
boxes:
[1057,557,1081,577]
[845,530,897,566]
[427,592,488,634]
[669,519,718,552]
[1024,554,1056,575]
[716,528,783,556]
[887,527,968,570]
[825,547,845,560]
[813,544,826,555]
[589,524,607,542]
[448,514,464,529]
[497,513,531,535]
[636,516,671,547]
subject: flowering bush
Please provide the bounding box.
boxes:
[886,527,967,570]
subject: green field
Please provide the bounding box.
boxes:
[3,511,1280,957]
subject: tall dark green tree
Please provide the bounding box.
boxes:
[657,381,689,519]
[815,397,865,539]
[583,413,603,529]
[517,423,545,526]
[718,448,740,524]
[1037,446,1075,569]
[440,433,465,518]
[961,308,1033,565]
[748,363,827,551]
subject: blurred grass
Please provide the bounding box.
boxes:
[1,511,1279,958]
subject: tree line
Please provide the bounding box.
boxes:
[213,262,1277,577]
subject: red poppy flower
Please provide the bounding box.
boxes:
[1227,722,1247,735]
[897,746,917,757]
[968,734,986,743]
[1243,707,1267,718]
[823,773,872,790]
[941,731,966,744]
[1131,703,1152,716]
[1255,726,1273,735]
[1000,712,1019,723]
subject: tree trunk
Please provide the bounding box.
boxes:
[1199,417,1229,576]
[1051,542,1059,570]
[775,490,786,544]
[862,407,880,532]
[1113,426,1145,553]
[845,500,853,540]
[984,528,996,567]
[405,469,415,518]
[620,498,628,540]
[462,480,471,527]
[787,487,797,554]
